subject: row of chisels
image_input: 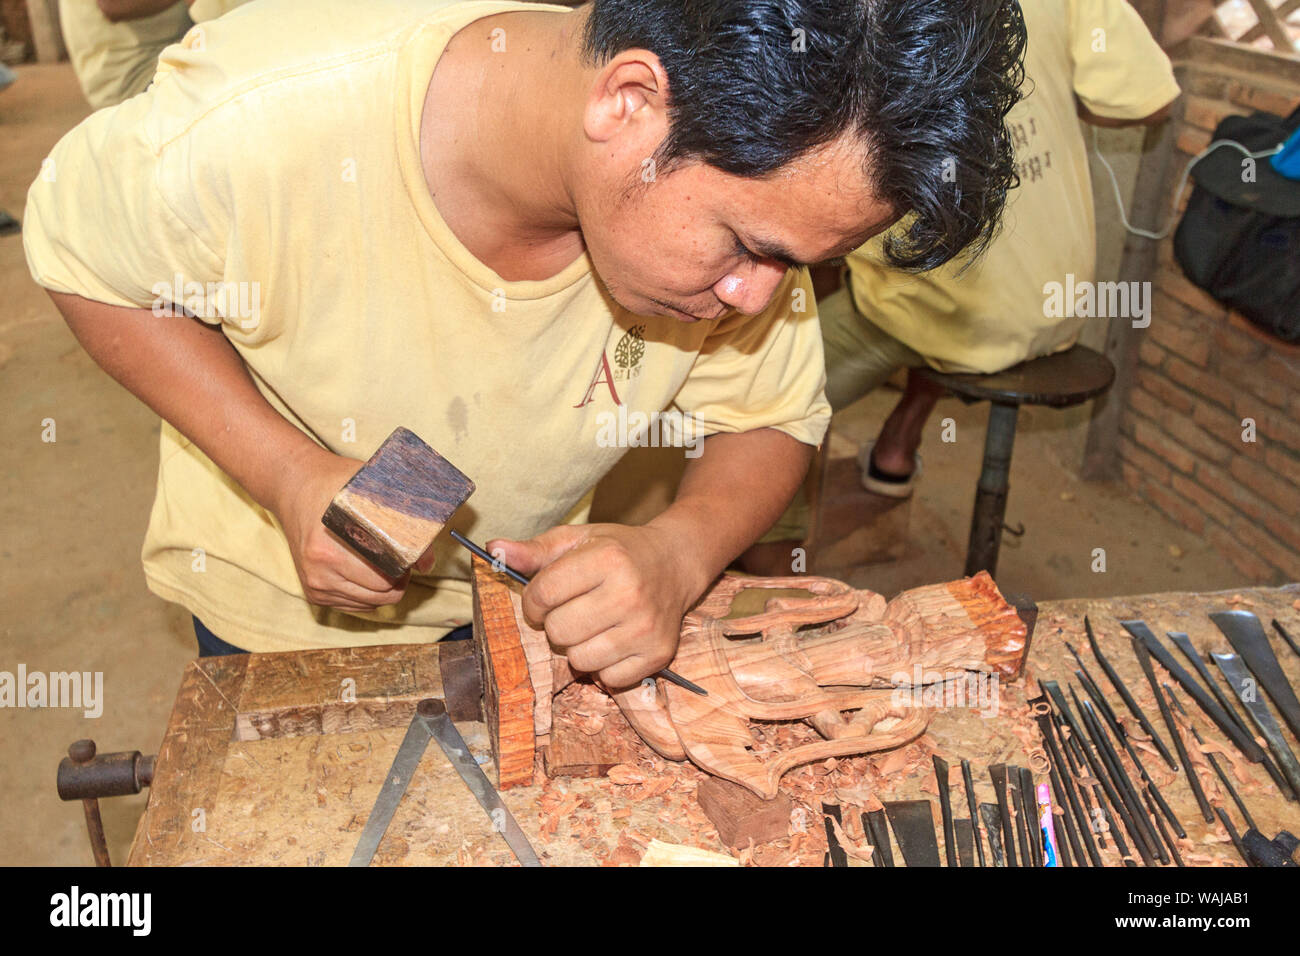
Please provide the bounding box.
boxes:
[819,609,1300,867]
[1033,609,1299,867]
[821,757,1052,867]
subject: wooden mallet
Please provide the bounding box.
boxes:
[322,427,476,578]
[323,427,706,696]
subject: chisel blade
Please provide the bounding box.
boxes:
[1211,610,1300,744]
[933,755,957,867]
[961,759,987,867]
[1086,617,1177,770]
[1121,620,1265,762]
[823,804,848,868]
[1168,631,1254,740]
[1273,620,1300,660]
[865,809,895,868]
[989,764,1018,867]
[883,800,941,867]
[979,803,1006,867]
[1211,652,1300,801]
[955,818,976,868]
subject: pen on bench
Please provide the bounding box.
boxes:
[449,530,709,697]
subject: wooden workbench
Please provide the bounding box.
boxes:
[127,583,1300,866]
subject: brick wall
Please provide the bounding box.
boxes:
[1116,42,1300,584]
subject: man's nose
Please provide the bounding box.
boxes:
[713,261,789,315]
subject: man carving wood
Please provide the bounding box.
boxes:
[25,0,1027,686]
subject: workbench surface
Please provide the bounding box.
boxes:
[127,583,1300,866]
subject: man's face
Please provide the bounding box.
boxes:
[576,134,896,322]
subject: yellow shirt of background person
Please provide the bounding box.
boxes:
[24,0,830,653]
[58,0,193,108]
[845,0,1180,374]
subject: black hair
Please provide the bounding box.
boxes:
[582,0,1028,271]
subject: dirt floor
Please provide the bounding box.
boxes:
[0,63,1272,866]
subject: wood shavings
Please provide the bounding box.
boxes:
[1194,737,1254,786]
[871,746,917,776]
[606,764,646,786]
[575,714,605,736]
[637,776,675,798]
[606,836,643,866]
[834,785,882,813]
[827,814,875,864]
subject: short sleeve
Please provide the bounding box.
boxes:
[670,268,831,447]
[1069,0,1181,120]
[24,104,224,315]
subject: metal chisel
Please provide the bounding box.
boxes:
[1211,610,1300,744]
[349,698,541,867]
[1085,618,1178,770]
[1121,620,1265,762]
[449,530,708,697]
[1212,652,1300,801]
[883,800,942,867]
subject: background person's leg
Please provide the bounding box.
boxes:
[863,369,945,488]
[819,284,925,413]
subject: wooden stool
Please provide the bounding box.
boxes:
[914,345,1116,578]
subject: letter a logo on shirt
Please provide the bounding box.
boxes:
[573,351,622,408]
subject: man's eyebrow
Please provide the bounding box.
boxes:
[742,236,810,269]
[743,232,881,270]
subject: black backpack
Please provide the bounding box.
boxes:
[1173,106,1300,342]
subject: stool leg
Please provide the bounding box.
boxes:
[966,403,1019,578]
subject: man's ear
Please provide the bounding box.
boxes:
[583,49,671,144]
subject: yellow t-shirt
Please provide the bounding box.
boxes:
[58,0,193,109]
[25,0,830,652]
[846,0,1181,374]
[188,0,252,20]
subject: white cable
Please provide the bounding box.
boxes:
[1092,125,1283,241]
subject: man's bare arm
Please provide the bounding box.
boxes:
[492,427,814,687]
[650,428,813,591]
[1076,96,1178,129]
[48,291,405,610]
